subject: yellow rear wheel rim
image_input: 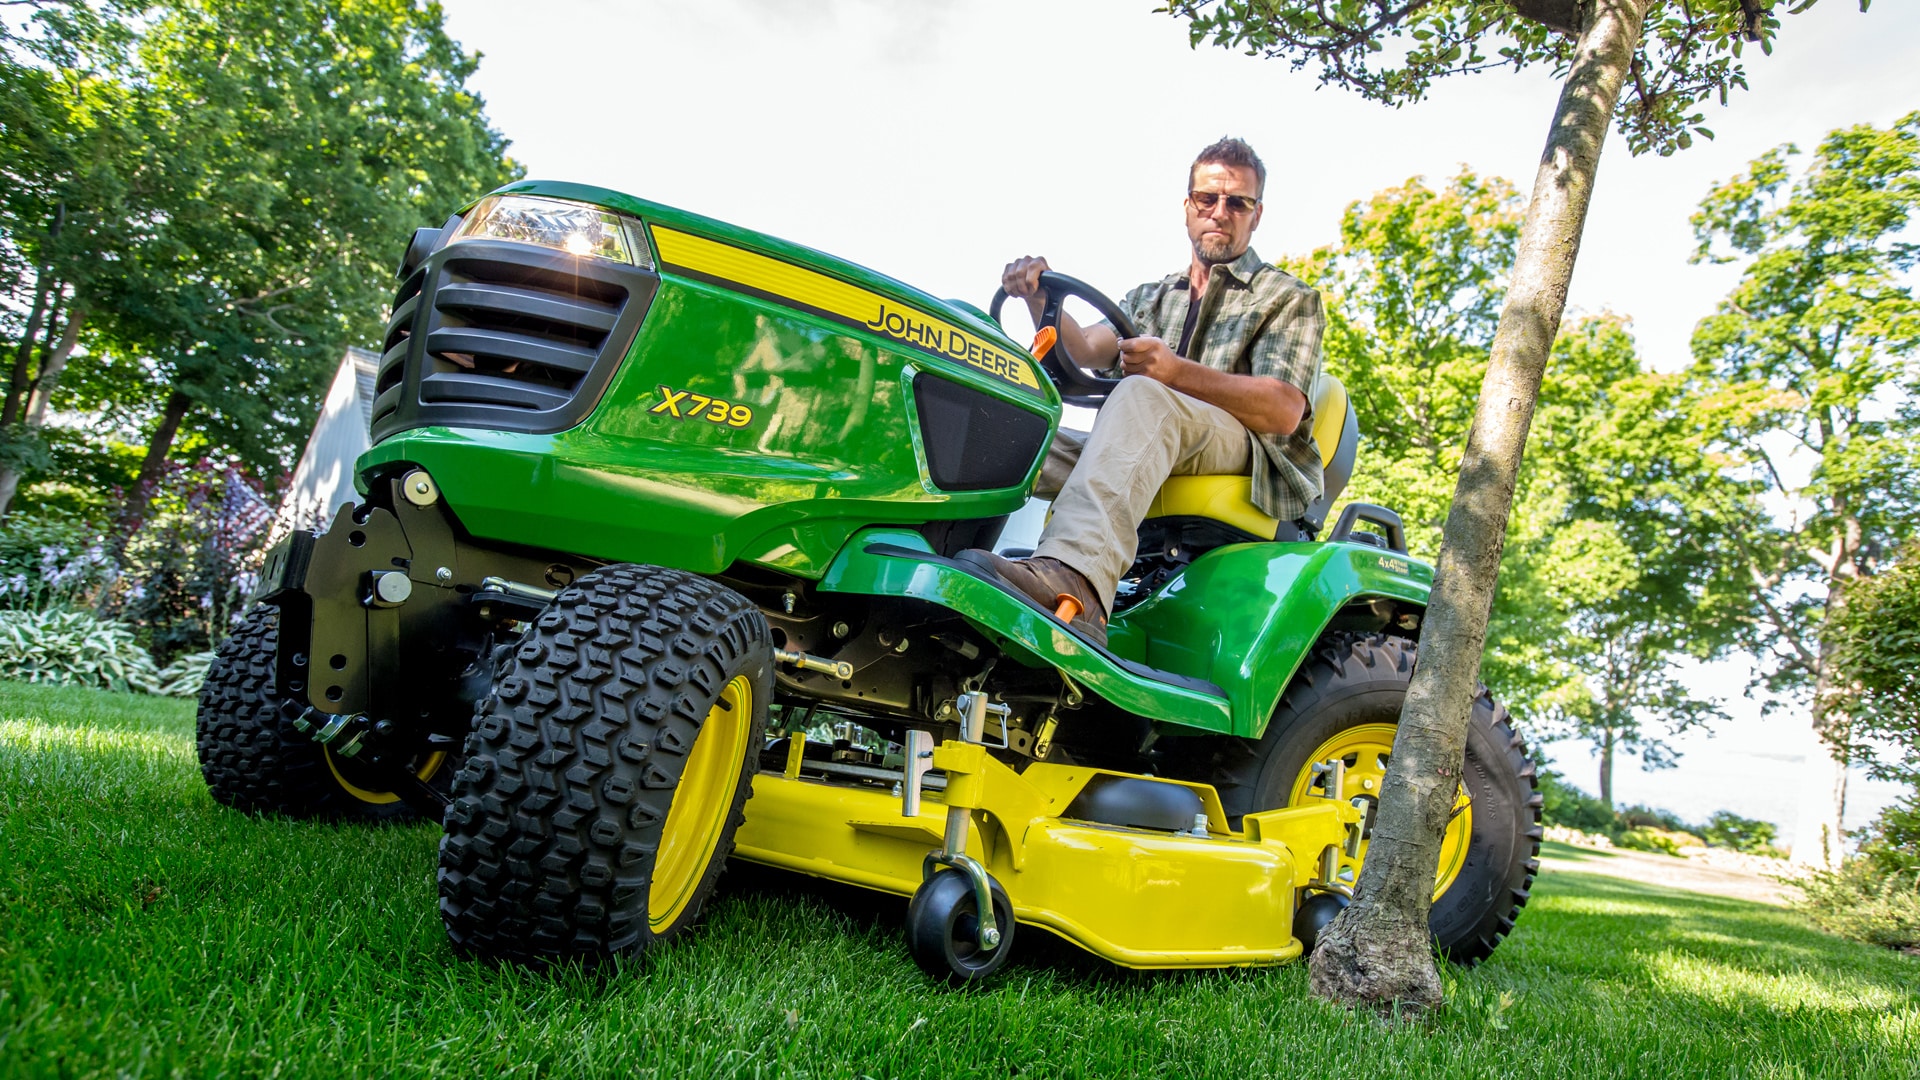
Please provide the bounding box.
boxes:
[649,675,753,931]
[1287,722,1472,900]
[325,748,448,806]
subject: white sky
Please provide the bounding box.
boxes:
[439,0,1918,847]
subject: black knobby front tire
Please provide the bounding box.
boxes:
[195,605,439,821]
[1205,632,1541,965]
[437,564,772,962]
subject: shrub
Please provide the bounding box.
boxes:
[1703,809,1786,857]
[110,459,273,664]
[1857,795,1920,879]
[1796,859,1920,950]
[1618,803,1697,833]
[0,511,116,611]
[1796,796,1920,950]
[0,609,163,694]
[1617,826,1704,857]
[156,649,217,698]
[1538,767,1618,834]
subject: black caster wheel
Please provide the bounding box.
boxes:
[906,868,1015,983]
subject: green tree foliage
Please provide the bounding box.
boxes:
[1166,0,1824,156]
[1825,543,1920,789]
[0,2,144,515]
[1292,174,1748,809]
[1688,113,1920,768]
[1701,809,1782,856]
[0,0,520,522]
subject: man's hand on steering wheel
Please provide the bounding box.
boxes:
[1001,255,1051,307]
[989,268,1140,406]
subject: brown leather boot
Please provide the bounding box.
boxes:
[953,549,1108,647]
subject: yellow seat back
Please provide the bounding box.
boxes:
[1143,373,1357,538]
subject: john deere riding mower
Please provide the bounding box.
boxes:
[197,181,1541,980]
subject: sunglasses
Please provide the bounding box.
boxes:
[1188,190,1260,214]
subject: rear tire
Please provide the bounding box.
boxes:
[195,605,445,821]
[437,565,771,961]
[1202,632,1541,965]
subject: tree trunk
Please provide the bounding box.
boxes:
[0,302,85,520]
[1600,728,1615,809]
[1308,0,1651,1012]
[3,204,65,427]
[115,387,195,540]
[1797,523,1862,866]
[3,274,55,427]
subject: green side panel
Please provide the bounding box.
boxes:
[819,529,1236,732]
[360,181,1063,577]
[819,529,1431,737]
[1113,542,1433,738]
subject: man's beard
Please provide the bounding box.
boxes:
[1194,235,1239,265]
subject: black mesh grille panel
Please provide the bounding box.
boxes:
[913,374,1051,492]
[370,238,657,443]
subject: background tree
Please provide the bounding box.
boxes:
[0,0,520,526]
[1688,112,1920,860]
[0,2,145,515]
[1165,0,1848,1009]
[1825,542,1920,793]
[1296,176,1747,813]
[1519,329,1749,808]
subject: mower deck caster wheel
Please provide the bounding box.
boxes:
[906,868,1015,983]
[1293,890,1350,954]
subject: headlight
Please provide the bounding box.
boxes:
[449,194,650,267]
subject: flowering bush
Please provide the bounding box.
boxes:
[0,513,117,611]
[110,458,273,664]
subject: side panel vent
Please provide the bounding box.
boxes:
[912,373,1050,492]
[371,238,658,443]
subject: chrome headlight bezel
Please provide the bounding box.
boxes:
[448,194,652,268]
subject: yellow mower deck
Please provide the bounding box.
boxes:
[733,732,1363,969]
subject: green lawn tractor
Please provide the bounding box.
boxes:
[197,181,1541,981]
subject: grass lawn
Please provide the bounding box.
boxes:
[1,681,1915,1079]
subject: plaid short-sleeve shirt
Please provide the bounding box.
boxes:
[1114,247,1325,522]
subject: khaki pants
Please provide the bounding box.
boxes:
[1033,377,1252,614]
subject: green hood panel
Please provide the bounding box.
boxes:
[820,528,1432,737]
[362,182,1064,577]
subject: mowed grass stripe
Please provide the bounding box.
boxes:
[0,680,1914,1079]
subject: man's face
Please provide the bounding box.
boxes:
[1185,162,1264,266]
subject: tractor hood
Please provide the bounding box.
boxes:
[360,180,1061,579]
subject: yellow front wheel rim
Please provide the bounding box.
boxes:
[325,748,448,806]
[1288,723,1472,900]
[650,675,753,931]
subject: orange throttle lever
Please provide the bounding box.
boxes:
[1029,325,1058,361]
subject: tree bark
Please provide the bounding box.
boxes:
[2,204,65,428]
[116,387,195,539]
[0,302,85,520]
[1308,0,1652,1012]
[1600,728,1615,809]
[3,275,55,427]
[1797,520,1862,866]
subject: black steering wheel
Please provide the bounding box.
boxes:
[989,271,1139,407]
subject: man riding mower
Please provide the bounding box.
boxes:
[197,139,1541,982]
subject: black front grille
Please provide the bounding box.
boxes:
[370,238,658,443]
